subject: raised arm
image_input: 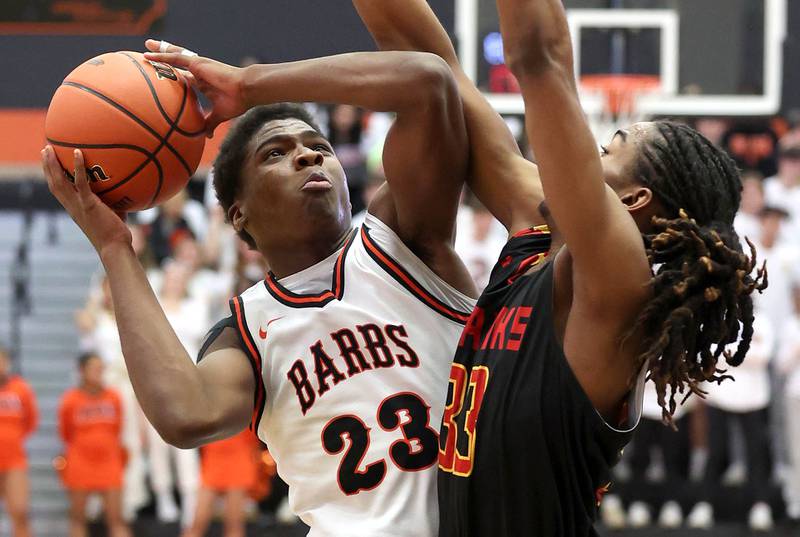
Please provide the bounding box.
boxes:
[351,0,545,234]
[44,149,255,449]
[494,0,649,299]
[144,45,475,294]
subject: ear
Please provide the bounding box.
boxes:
[619,186,654,214]
[228,202,247,232]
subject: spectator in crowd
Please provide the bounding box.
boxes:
[751,206,800,342]
[147,261,207,527]
[232,239,267,296]
[687,312,776,531]
[181,429,261,537]
[327,104,369,214]
[779,285,800,520]
[351,167,386,228]
[74,277,148,520]
[722,121,780,178]
[59,353,131,537]
[622,382,695,529]
[763,139,800,238]
[454,194,506,291]
[734,171,765,244]
[0,345,37,537]
[140,189,208,265]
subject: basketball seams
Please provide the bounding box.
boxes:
[146,78,189,207]
[45,138,164,201]
[115,52,195,176]
[60,80,188,179]
[58,79,184,204]
[117,51,205,138]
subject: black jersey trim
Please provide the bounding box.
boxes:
[230,297,267,432]
[263,230,356,309]
[360,226,470,325]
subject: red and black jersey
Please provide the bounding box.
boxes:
[438,227,644,537]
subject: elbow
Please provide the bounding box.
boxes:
[404,52,460,109]
[158,422,207,449]
[150,411,218,449]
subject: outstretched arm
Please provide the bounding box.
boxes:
[44,149,255,448]
[494,0,650,299]
[145,45,474,295]
[352,0,546,234]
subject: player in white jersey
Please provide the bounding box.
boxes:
[226,212,473,534]
[43,45,477,536]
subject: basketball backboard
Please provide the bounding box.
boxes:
[457,0,787,117]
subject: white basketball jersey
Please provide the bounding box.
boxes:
[231,213,475,537]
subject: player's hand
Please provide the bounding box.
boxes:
[144,40,247,137]
[42,146,132,254]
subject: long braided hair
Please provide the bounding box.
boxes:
[630,121,767,424]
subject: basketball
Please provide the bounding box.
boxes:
[45,51,206,212]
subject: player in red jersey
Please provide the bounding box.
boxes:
[0,346,37,537]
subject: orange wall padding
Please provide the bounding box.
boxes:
[0,109,228,169]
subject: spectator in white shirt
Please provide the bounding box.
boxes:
[778,285,800,520]
[763,141,800,239]
[752,206,800,343]
[734,172,765,244]
[687,313,776,531]
[455,195,507,291]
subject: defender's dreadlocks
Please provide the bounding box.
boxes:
[630,121,767,425]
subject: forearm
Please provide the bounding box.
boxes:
[241,51,452,113]
[353,0,459,66]
[98,243,216,444]
[496,0,574,77]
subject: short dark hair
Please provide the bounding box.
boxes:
[213,103,323,249]
[77,352,100,369]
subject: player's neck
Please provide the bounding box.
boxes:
[264,226,354,280]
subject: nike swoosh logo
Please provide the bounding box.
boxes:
[258,316,284,340]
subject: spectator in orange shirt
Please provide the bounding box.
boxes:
[0,345,37,537]
[182,429,261,537]
[58,353,131,537]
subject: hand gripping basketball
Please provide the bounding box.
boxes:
[144,40,247,137]
[42,146,132,254]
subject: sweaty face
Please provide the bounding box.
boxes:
[236,119,351,250]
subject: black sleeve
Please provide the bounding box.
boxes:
[196,315,247,363]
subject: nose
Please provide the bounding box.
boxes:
[294,146,324,170]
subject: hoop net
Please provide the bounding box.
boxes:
[581,74,661,144]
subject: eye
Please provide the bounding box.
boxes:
[313,144,331,153]
[600,145,609,156]
[265,148,284,159]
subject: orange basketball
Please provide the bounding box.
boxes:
[45,51,206,212]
